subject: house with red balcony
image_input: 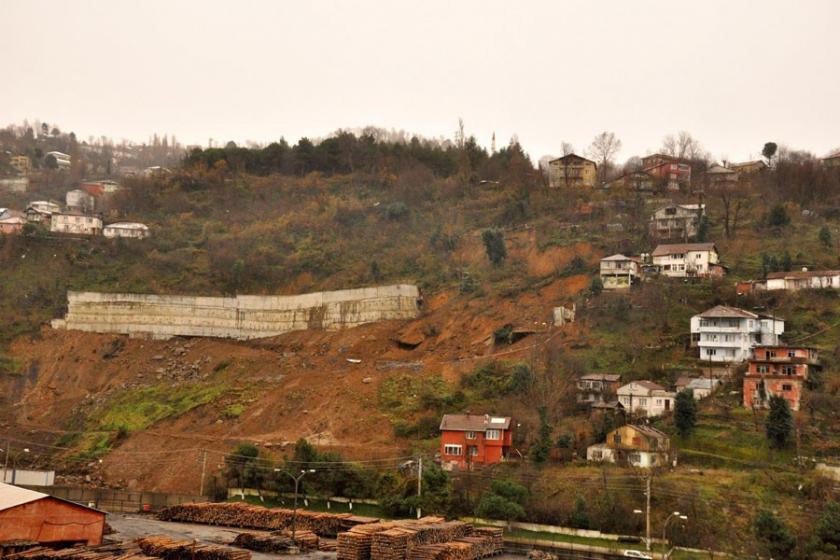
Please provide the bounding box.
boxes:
[439,414,513,470]
[743,346,819,412]
[641,154,692,191]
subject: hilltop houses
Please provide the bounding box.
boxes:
[729,160,767,175]
[649,203,706,240]
[25,201,62,224]
[705,164,739,187]
[9,155,31,175]
[577,373,622,406]
[587,424,671,468]
[739,269,840,293]
[66,189,96,213]
[439,414,513,470]
[50,212,103,236]
[548,154,598,189]
[651,242,725,278]
[675,377,720,400]
[45,151,71,169]
[0,209,26,235]
[599,254,641,290]
[103,222,150,239]
[690,305,784,363]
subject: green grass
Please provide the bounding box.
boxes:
[223,403,246,419]
[0,354,21,375]
[233,494,389,519]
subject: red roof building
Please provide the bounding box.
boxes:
[641,154,692,190]
[439,414,513,470]
[0,482,105,546]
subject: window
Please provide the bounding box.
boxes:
[767,351,776,358]
[782,366,795,376]
[466,431,476,440]
[592,450,602,460]
[444,444,462,456]
[486,429,501,440]
[757,365,769,374]
[613,434,622,445]
[706,349,717,356]
[468,446,478,457]
[782,384,792,392]
[788,351,796,358]
[638,398,647,406]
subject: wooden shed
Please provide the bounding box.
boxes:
[0,482,105,546]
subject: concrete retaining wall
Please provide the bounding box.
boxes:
[53,284,421,340]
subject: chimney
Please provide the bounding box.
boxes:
[484,414,489,426]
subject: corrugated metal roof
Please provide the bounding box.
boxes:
[652,242,717,256]
[0,482,47,511]
[697,305,758,319]
[440,414,511,431]
[765,269,840,280]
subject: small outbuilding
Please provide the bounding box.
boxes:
[0,482,105,546]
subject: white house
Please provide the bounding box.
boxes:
[616,381,676,417]
[599,254,641,290]
[50,212,103,236]
[761,269,840,291]
[103,222,150,239]
[25,201,61,224]
[651,242,725,278]
[66,189,96,212]
[649,204,706,240]
[675,377,720,400]
[690,305,784,363]
[45,151,71,169]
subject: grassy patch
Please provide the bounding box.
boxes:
[223,403,246,419]
[0,355,21,375]
[92,383,226,432]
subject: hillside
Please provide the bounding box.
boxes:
[3,146,840,555]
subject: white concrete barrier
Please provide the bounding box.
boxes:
[54,285,421,340]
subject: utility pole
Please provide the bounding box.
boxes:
[2,441,9,483]
[199,450,207,496]
[645,475,652,551]
[416,457,423,519]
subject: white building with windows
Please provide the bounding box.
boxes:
[690,305,784,363]
[599,254,641,290]
[616,381,676,417]
[50,212,103,236]
[103,222,150,239]
[651,242,725,278]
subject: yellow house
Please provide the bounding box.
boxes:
[548,154,597,188]
[9,155,31,175]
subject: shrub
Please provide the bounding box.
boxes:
[481,229,506,265]
[674,389,697,437]
[384,202,409,220]
[767,204,790,228]
[590,276,603,296]
[753,509,796,558]
[766,394,793,449]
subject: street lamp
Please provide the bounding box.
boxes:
[275,468,315,546]
[663,511,688,554]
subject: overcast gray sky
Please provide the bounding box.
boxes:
[2,0,838,162]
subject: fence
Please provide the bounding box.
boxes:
[22,485,205,513]
[1,468,55,486]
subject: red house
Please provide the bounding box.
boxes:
[439,414,513,470]
[743,346,819,412]
[641,154,692,191]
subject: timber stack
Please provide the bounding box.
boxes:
[136,536,251,560]
[231,530,319,553]
[337,518,501,560]
[5,543,152,560]
[157,502,378,536]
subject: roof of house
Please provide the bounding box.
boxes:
[0,482,105,514]
[823,151,840,160]
[549,153,597,166]
[591,400,624,410]
[628,424,670,441]
[706,164,737,174]
[105,222,149,230]
[0,216,26,225]
[440,414,511,432]
[0,482,48,511]
[765,269,840,280]
[686,378,718,391]
[696,305,758,319]
[651,242,717,256]
[601,254,632,261]
[730,160,767,169]
[619,380,665,392]
[581,373,622,382]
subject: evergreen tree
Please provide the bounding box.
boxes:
[590,275,603,296]
[475,479,527,526]
[768,204,790,228]
[696,215,710,242]
[817,501,840,548]
[820,226,833,249]
[753,509,795,558]
[481,229,507,265]
[530,406,553,463]
[674,389,697,437]
[567,495,590,529]
[766,395,794,449]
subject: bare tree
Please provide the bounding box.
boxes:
[661,131,707,160]
[587,131,622,183]
[561,142,575,156]
[710,177,751,238]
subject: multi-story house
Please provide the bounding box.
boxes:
[616,381,676,417]
[641,154,692,191]
[705,164,739,188]
[729,160,767,175]
[9,155,31,175]
[651,242,725,278]
[599,254,641,290]
[690,305,784,363]
[649,204,706,240]
[743,346,818,411]
[45,151,71,170]
[25,201,61,225]
[577,373,622,406]
[548,154,597,188]
[605,170,655,192]
[587,424,671,468]
[759,269,840,292]
[50,212,103,236]
[439,414,513,470]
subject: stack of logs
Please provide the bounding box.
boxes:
[337,518,502,560]
[5,544,152,560]
[231,530,319,553]
[158,502,378,537]
[136,536,251,560]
